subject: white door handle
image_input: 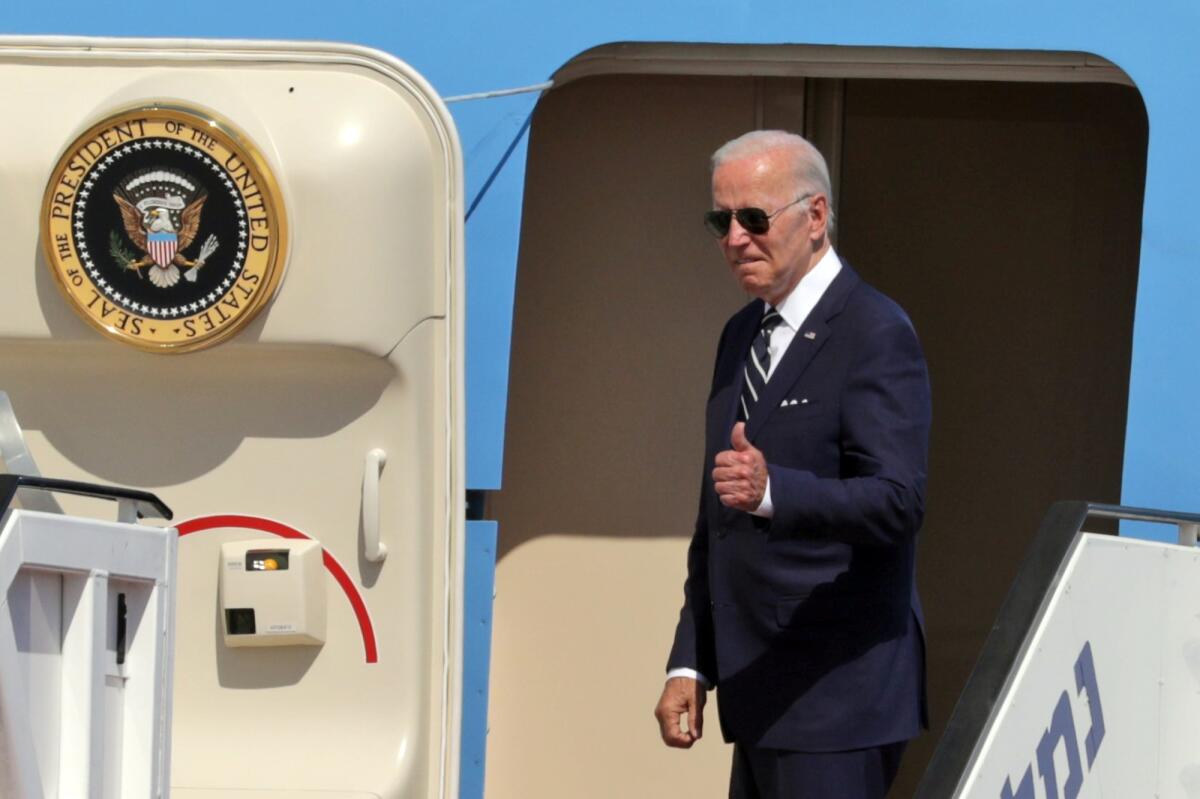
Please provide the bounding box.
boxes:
[363,448,388,562]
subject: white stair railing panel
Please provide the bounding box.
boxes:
[58,570,108,798]
[917,502,1200,798]
[0,589,47,799]
[11,570,64,798]
[0,475,175,799]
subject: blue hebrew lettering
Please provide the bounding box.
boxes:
[1001,765,1035,799]
[1073,641,1105,767]
[1036,691,1084,799]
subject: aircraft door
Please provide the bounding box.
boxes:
[0,37,464,799]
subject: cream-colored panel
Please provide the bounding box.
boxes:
[0,42,451,355]
[0,327,450,796]
[0,305,452,797]
[486,536,730,798]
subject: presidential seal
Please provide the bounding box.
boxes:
[41,105,287,352]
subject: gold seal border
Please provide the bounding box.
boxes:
[40,102,290,354]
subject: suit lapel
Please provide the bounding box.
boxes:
[745,264,862,440]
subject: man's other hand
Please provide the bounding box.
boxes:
[655,676,706,748]
[713,422,767,511]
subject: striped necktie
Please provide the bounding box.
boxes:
[739,307,783,422]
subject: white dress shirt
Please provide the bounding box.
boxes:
[750,247,842,517]
[668,248,843,689]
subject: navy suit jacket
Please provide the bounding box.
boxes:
[667,263,931,752]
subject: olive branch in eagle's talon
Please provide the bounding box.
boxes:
[109,230,144,279]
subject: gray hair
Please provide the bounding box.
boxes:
[711,130,836,236]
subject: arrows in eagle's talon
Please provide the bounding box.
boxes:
[186,236,219,283]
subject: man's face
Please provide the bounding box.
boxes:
[711,149,822,305]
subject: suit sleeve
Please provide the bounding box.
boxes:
[767,313,931,547]
[666,320,738,683]
[665,474,717,681]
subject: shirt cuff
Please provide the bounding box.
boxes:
[750,476,774,518]
[666,667,712,689]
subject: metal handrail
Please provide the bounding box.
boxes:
[0,473,172,522]
[1082,503,1200,524]
[1083,503,1200,545]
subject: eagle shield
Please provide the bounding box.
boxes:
[147,231,178,269]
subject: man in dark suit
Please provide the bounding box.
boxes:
[654,131,931,798]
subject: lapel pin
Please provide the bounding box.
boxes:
[804,331,817,340]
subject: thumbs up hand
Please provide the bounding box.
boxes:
[713,422,768,511]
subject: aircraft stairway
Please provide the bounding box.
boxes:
[917,501,1200,798]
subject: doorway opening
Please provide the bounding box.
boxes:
[488,44,1147,798]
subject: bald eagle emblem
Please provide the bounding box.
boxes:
[112,169,219,288]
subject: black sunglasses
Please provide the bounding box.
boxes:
[703,194,811,237]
